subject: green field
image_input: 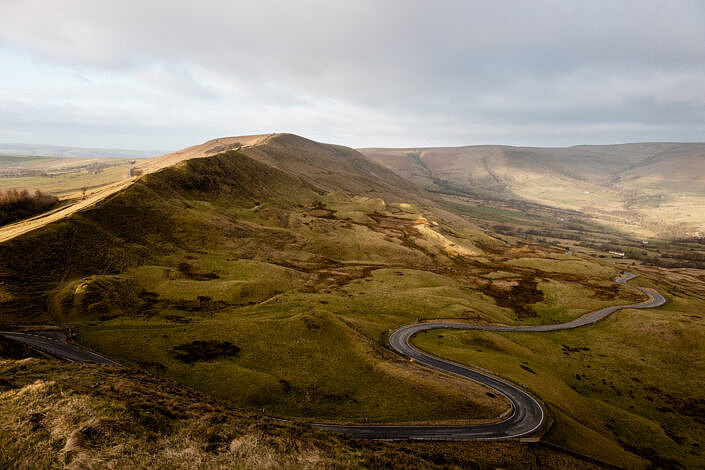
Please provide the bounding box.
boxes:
[413,289,705,469]
[0,164,131,197]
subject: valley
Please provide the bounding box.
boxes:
[361,143,705,240]
[1,134,703,469]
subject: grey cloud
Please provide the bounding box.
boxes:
[0,0,704,148]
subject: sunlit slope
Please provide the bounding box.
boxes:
[362,142,705,190]
[0,133,485,320]
[361,143,705,234]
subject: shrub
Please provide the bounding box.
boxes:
[171,340,240,362]
[0,188,59,226]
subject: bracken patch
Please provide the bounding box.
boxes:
[171,340,240,363]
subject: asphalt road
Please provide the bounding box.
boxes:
[0,331,115,364]
[314,272,666,440]
[1,272,665,441]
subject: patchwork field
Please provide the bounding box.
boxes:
[0,154,133,197]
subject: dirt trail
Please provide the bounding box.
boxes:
[0,135,274,244]
[0,178,135,243]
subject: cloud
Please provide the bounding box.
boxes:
[0,0,704,148]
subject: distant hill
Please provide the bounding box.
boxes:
[360,143,705,235]
[0,142,167,159]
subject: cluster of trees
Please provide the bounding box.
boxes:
[0,188,59,226]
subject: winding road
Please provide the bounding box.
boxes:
[0,272,666,441]
[314,272,666,440]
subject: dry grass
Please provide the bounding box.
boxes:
[0,355,600,470]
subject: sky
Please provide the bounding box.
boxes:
[1,0,704,151]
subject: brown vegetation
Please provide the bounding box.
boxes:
[171,340,240,363]
[0,188,58,226]
[0,355,602,469]
[177,261,220,280]
[484,276,544,318]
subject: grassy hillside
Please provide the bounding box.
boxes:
[361,143,705,238]
[1,133,701,468]
[0,350,601,469]
[414,281,705,469]
[0,136,633,411]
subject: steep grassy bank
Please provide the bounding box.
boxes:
[0,351,602,469]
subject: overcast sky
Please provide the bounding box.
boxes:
[1,0,704,151]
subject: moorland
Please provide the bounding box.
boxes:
[1,134,703,469]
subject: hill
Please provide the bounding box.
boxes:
[138,133,424,200]
[0,350,602,469]
[1,134,703,468]
[0,133,504,427]
[361,143,705,238]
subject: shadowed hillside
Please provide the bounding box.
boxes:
[0,146,319,319]
[138,133,425,202]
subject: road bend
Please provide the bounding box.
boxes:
[314,272,665,440]
[1,272,665,440]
